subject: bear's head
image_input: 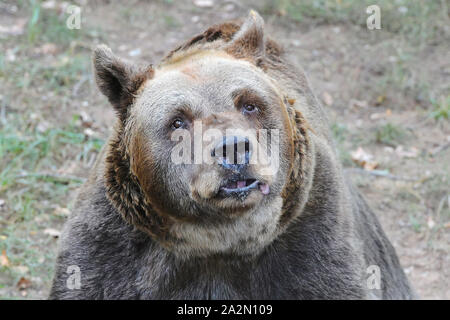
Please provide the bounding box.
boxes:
[94,11,312,258]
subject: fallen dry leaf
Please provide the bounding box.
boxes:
[322,92,333,106]
[0,250,10,267]
[427,216,435,229]
[277,8,287,16]
[54,207,70,217]
[375,95,386,106]
[6,49,16,62]
[193,0,214,8]
[41,0,57,9]
[351,147,379,171]
[395,146,419,158]
[12,265,29,275]
[33,43,58,55]
[349,99,368,109]
[79,110,93,128]
[41,0,69,13]
[383,146,394,153]
[369,109,392,120]
[83,128,95,137]
[17,277,31,290]
[370,112,386,120]
[43,228,61,238]
[0,18,27,36]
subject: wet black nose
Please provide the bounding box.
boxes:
[211,136,251,170]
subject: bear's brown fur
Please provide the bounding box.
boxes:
[50,11,414,299]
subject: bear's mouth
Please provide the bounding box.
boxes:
[219,178,270,196]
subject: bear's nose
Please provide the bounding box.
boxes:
[211,136,251,170]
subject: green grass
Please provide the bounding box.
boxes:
[0,115,103,191]
[408,212,423,233]
[377,45,414,94]
[0,1,106,297]
[162,14,180,29]
[2,50,91,96]
[429,95,450,120]
[26,0,81,45]
[0,219,61,289]
[0,53,5,76]
[0,111,104,293]
[375,123,406,146]
[0,1,94,95]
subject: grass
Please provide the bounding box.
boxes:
[261,0,448,111]
[263,0,449,45]
[26,0,81,46]
[408,212,423,233]
[0,1,94,96]
[0,111,104,295]
[0,1,104,297]
[375,123,406,146]
[0,113,103,191]
[376,45,413,95]
[3,52,91,95]
[163,14,180,29]
[429,95,450,120]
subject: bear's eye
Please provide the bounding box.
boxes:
[172,118,185,129]
[243,103,258,114]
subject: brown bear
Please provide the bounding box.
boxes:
[50,11,414,299]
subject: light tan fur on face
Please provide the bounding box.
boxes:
[170,196,284,258]
[190,169,221,200]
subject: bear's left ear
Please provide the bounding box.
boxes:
[93,45,153,120]
[226,10,265,64]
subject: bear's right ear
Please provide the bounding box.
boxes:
[93,45,153,120]
[225,10,265,64]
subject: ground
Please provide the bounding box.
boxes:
[0,0,448,299]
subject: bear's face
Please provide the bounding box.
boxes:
[128,51,292,219]
[94,11,310,257]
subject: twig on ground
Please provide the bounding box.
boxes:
[72,75,90,97]
[435,194,449,223]
[16,172,86,183]
[430,141,450,156]
[344,168,419,182]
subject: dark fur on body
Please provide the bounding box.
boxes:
[50,12,414,299]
